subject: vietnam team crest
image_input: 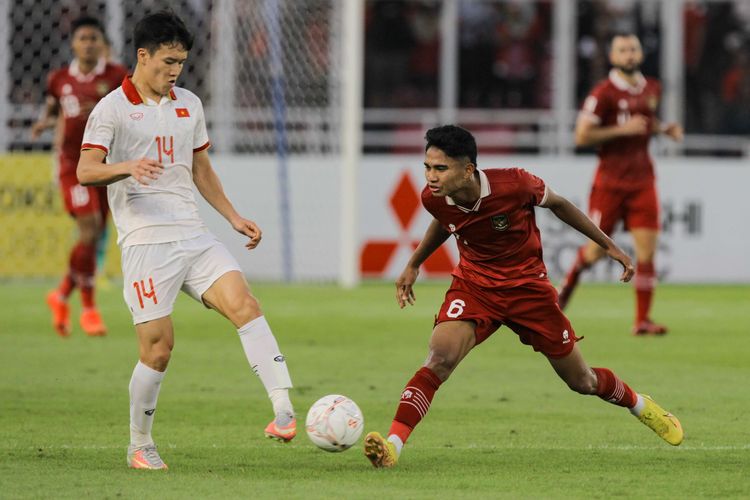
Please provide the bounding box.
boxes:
[491,214,509,231]
[647,95,659,111]
[96,82,109,96]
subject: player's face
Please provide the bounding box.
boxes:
[609,35,643,75]
[138,43,188,97]
[423,146,475,198]
[71,26,106,65]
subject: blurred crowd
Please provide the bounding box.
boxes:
[575,0,750,135]
[7,0,750,155]
[8,0,210,106]
[363,0,750,135]
[682,1,750,135]
[364,0,553,109]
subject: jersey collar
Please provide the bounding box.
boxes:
[446,169,491,212]
[121,76,178,105]
[68,58,106,83]
[609,69,646,94]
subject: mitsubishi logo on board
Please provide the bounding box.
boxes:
[359,170,455,277]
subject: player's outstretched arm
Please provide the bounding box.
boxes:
[575,114,649,147]
[396,219,450,308]
[77,148,163,186]
[652,118,684,142]
[192,149,261,250]
[541,188,634,282]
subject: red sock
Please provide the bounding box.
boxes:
[80,287,95,309]
[58,273,75,299]
[558,248,590,307]
[70,242,97,308]
[634,261,655,324]
[388,367,443,444]
[592,367,637,408]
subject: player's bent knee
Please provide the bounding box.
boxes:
[143,344,173,371]
[583,245,605,264]
[635,252,655,263]
[565,376,596,395]
[77,227,100,245]
[425,352,459,381]
[143,352,171,372]
[227,293,263,325]
[76,216,102,244]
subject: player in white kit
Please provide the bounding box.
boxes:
[77,11,296,469]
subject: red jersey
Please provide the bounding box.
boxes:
[580,70,661,189]
[46,59,128,176]
[422,168,548,287]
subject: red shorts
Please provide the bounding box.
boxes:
[59,172,109,219]
[435,277,580,358]
[588,183,659,234]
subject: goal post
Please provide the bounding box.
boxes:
[222,0,361,285]
[339,0,364,288]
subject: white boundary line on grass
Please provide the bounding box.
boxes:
[456,443,750,451]
[7,443,750,451]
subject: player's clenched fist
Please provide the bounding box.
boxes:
[231,216,262,250]
[128,158,163,184]
[661,122,684,142]
[621,114,649,136]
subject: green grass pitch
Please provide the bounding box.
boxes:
[2,281,749,499]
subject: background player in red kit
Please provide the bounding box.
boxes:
[557,33,683,335]
[31,16,128,337]
[363,125,683,469]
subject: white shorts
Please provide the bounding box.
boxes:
[121,232,242,324]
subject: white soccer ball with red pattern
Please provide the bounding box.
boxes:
[305,394,364,452]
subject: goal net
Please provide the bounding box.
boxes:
[3,0,350,282]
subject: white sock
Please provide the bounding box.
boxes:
[129,361,165,447]
[387,435,404,456]
[269,388,294,423]
[629,393,646,417]
[237,316,293,414]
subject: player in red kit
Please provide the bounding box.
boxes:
[31,16,128,337]
[557,34,683,335]
[363,125,683,469]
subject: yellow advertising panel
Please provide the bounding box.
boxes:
[0,154,120,278]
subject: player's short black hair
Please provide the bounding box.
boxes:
[608,32,640,51]
[611,31,638,41]
[133,10,194,54]
[425,125,478,166]
[71,16,105,37]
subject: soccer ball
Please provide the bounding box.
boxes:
[305,394,364,452]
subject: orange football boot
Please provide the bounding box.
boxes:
[80,309,107,336]
[633,319,668,336]
[265,417,297,442]
[127,444,168,469]
[46,291,71,338]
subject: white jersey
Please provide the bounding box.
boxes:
[82,77,210,247]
